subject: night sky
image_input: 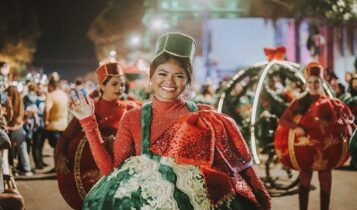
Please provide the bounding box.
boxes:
[31,0,108,81]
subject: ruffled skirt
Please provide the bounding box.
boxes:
[83,155,254,210]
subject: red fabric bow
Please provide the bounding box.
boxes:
[264,46,286,61]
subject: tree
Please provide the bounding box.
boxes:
[88,0,145,61]
[249,0,357,25]
[0,0,40,74]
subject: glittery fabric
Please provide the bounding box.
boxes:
[150,110,268,207]
[112,97,214,169]
[81,97,271,209]
[276,95,355,171]
[78,99,139,175]
[57,98,138,210]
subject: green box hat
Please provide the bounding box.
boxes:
[153,32,196,62]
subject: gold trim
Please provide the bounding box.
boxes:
[74,137,88,200]
[104,65,108,78]
[336,136,349,167]
[156,32,196,45]
[95,63,124,83]
[288,115,302,170]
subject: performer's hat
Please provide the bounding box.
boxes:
[264,46,286,61]
[153,32,196,63]
[305,62,324,79]
[95,62,124,84]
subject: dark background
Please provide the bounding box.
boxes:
[31,0,108,81]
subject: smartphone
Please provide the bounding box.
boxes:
[69,88,88,103]
[0,92,7,105]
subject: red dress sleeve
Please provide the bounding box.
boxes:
[279,99,301,129]
[112,112,135,168]
[80,116,114,175]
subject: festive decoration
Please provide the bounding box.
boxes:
[275,97,354,171]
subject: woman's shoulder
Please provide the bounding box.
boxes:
[194,105,235,124]
[197,103,215,111]
[122,106,142,120]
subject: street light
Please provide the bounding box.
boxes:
[151,17,169,31]
[152,18,164,29]
[109,50,117,57]
[128,34,142,48]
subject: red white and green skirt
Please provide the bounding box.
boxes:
[83,102,255,210]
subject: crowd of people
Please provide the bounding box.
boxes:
[0,32,356,210]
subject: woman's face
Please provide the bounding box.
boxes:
[100,76,126,101]
[306,76,323,95]
[150,59,188,102]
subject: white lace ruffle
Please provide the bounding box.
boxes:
[98,155,217,209]
[160,158,213,210]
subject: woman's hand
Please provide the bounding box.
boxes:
[68,90,94,120]
[56,153,70,174]
[293,126,306,137]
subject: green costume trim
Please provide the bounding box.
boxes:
[141,103,152,157]
[141,101,199,210]
[83,100,248,209]
[153,32,196,62]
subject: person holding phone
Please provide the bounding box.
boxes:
[55,63,140,210]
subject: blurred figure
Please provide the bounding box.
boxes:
[193,83,215,106]
[275,62,354,210]
[0,74,12,124]
[44,79,68,171]
[23,82,40,155]
[215,78,228,95]
[120,82,143,107]
[56,63,140,209]
[348,73,357,96]
[31,83,47,169]
[0,129,25,210]
[282,79,304,102]
[1,64,33,176]
[346,73,357,123]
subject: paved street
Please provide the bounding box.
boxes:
[15,144,357,210]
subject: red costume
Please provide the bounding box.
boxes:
[80,97,271,209]
[275,62,354,210]
[275,93,354,171]
[56,98,138,210]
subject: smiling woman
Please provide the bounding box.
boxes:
[150,58,189,102]
[69,32,271,210]
[275,62,355,210]
[55,62,140,210]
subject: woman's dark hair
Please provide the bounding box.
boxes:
[149,52,193,85]
[102,76,113,86]
[201,84,212,95]
[99,76,113,96]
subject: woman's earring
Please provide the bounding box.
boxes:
[147,82,152,91]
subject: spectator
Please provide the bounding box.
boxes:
[44,79,68,171]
